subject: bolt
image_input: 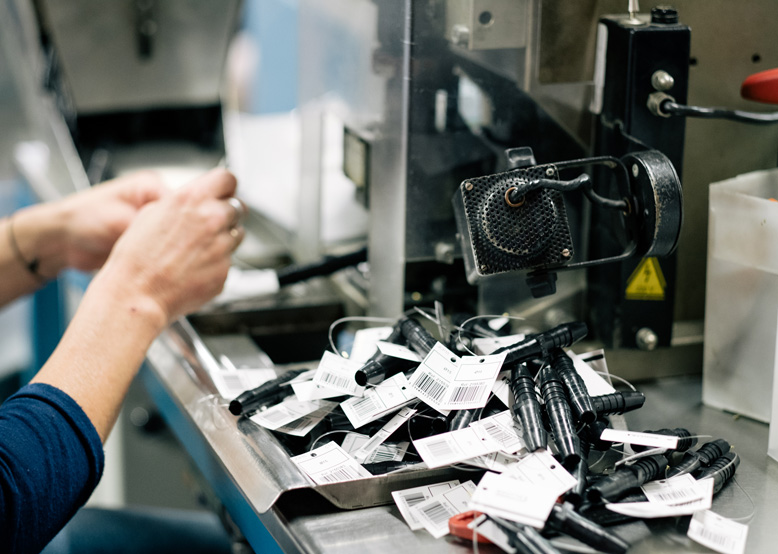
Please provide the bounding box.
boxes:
[451,24,470,48]
[632,164,639,177]
[480,264,488,272]
[465,182,474,191]
[561,248,571,258]
[545,167,555,177]
[651,70,675,91]
[636,327,659,351]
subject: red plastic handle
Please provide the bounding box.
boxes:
[448,511,493,544]
[741,68,778,104]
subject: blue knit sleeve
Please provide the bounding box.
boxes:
[0,383,105,554]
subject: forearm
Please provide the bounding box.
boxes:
[30,269,167,442]
[0,203,70,306]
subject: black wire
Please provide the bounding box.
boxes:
[662,100,778,125]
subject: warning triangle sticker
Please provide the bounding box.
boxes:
[625,257,666,301]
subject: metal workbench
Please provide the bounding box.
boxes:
[142,322,778,554]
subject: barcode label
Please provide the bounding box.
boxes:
[449,384,487,405]
[426,437,456,458]
[319,466,365,483]
[250,399,336,431]
[291,441,372,485]
[419,501,451,524]
[261,410,290,423]
[391,480,461,531]
[311,351,364,396]
[413,373,448,402]
[688,510,748,554]
[320,372,352,391]
[351,395,381,418]
[481,420,514,444]
[402,492,427,507]
[469,410,525,454]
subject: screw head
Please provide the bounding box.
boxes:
[561,248,571,258]
[480,264,488,271]
[465,182,474,191]
[545,167,555,177]
[632,164,639,177]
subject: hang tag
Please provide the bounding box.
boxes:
[290,379,343,401]
[353,407,417,463]
[409,342,506,411]
[502,450,578,498]
[288,369,317,384]
[376,341,422,362]
[411,481,477,538]
[274,403,336,436]
[413,426,501,468]
[210,369,278,399]
[391,480,461,530]
[341,432,409,464]
[642,474,713,505]
[469,471,559,529]
[462,451,521,473]
[470,410,526,454]
[350,326,393,363]
[600,428,679,450]
[571,349,616,395]
[491,370,512,408]
[250,399,337,431]
[687,510,749,554]
[312,351,365,397]
[606,496,713,518]
[472,333,526,355]
[291,441,373,485]
[340,373,417,428]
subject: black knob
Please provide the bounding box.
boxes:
[651,6,679,24]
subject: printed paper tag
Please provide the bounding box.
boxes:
[413,426,501,468]
[291,441,373,485]
[392,480,461,530]
[353,407,417,463]
[340,373,417,428]
[412,481,477,538]
[210,369,277,399]
[341,432,409,464]
[376,341,422,362]
[469,471,559,529]
[470,515,516,553]
[250,399,337,431]
[688,510,749,554]
[274,403,336,436]
[571,350,616,395]
[462,451,521,473]
[312,351,365,397]
[409,342,506,411]
[470,410,526,454]
[600,428,679,449]
[291,379,344,401]
[349,326,393,363]
[502,450,578,497]
[642,474,712,505]
[472,334,525,355]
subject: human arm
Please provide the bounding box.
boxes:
[0,170,167,307]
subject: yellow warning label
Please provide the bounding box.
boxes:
[625,257,666,301]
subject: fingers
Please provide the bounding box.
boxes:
[226,197,247,228]
[228,225,246,252]
[190,168,238,200]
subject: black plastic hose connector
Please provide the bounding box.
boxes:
[550,348,596,425]
[586,454,668,503]
[539,365,581,469]
[591,391,646,416]
[509,363,547,452]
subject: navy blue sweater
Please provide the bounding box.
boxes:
[0,383,104,553]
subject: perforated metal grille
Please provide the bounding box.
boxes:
[459,164,574,275]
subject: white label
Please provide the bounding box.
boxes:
[570,350,616,396]
[470,410,526,454]
[642,474,712,505]
[462,451,521,473]
[469,471,558,529]
[210,369,277,399]
[412,481,477,538]
[470,515,516,553]
[413,426,501,469]
[600,428,679,450]
[472,333,525,355]
[688,510,749,554]
[340,373,417,428]
[391,480,461,531]
[350,327,393,363]
[290,379,343,401]
[409,342,506,411]
[312,351,365,397]
[288,369,317,384]
[502,450,578,497]
[274,403,336,436]
[249,399,336,431]
[491,370,512,408]
[376,341,423,362]
[341,432,409,464]
[353,407,417,463]
[291,441,373,485]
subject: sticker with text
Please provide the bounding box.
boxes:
[291,441,372,485]
[391,480,461,531]
[340,373,417,428]
[411,481,477,538]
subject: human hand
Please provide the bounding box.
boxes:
[91,168,245,327]
[57,170,169,271]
